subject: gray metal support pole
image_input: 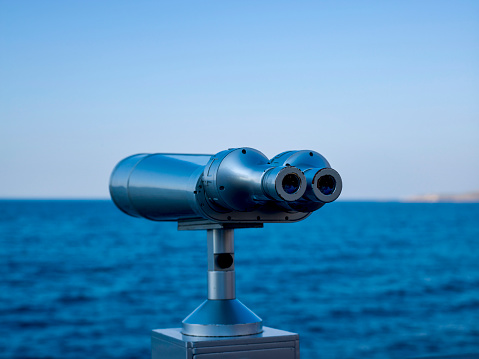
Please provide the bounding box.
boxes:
[207,229,236,300]
[181,228,262,337]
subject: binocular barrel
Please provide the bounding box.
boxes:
[109,147,341,223]
[110,153,212,221]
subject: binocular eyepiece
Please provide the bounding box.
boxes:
[109,147,342,225]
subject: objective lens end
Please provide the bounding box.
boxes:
[262,166,306,201]
[310,168,342,203]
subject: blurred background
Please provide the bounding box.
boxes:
[1,1,478,359]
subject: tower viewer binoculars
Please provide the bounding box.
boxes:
[110,147,343,356]
[109,147,342,225]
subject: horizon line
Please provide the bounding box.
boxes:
[0,196,401,202]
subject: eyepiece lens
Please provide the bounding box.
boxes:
[317,175,336,195]
[282,173,301,194]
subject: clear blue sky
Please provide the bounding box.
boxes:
[1,1,478,199]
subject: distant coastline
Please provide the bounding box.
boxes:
[402,191,479,203]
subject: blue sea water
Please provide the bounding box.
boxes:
[0,200,478,359]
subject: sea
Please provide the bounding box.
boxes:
[1,200,478,359]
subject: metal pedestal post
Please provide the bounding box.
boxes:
[151,228,300,358]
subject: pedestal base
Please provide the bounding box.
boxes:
[182,299,263,337]
[151,326,300,359]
